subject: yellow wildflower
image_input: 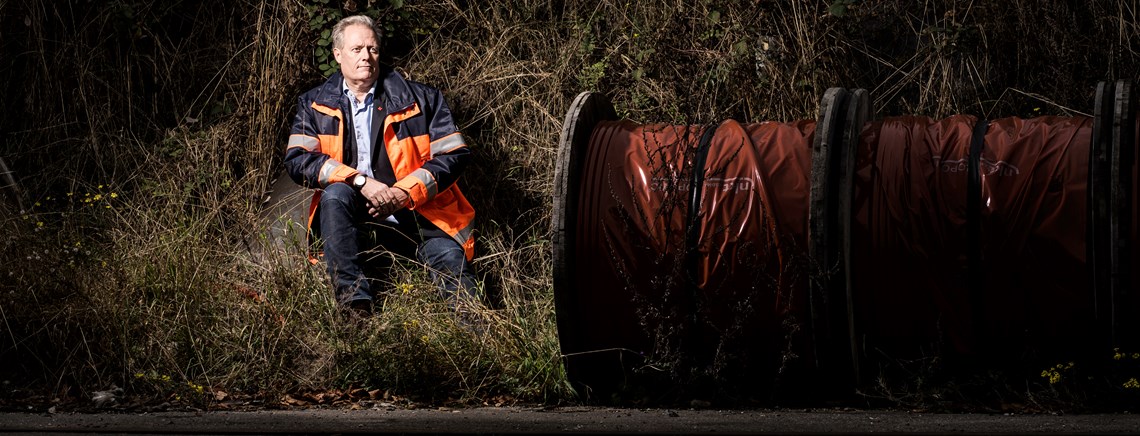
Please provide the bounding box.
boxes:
[1041,367,1063,384]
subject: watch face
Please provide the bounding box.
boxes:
[354,175,366,188]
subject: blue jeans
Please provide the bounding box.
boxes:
[318,183,477,308]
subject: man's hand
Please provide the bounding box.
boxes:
[358,176,389,210]
[385,186,410,213]
[359,177,409,217]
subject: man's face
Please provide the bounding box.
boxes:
[333,24,380,85]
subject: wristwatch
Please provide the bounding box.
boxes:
[351,174,367,190]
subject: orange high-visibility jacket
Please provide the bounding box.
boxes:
[283,70,475,260]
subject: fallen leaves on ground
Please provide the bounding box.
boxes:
[278,388,417,410]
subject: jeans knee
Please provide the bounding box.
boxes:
[418,237,468,272]
[320,183,356,209]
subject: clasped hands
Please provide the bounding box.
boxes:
[358,177,410,218]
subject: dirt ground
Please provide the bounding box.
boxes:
[2,406,1139,435]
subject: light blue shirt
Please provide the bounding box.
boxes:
[343,81,376,178]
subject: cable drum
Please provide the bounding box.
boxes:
[552,91,851,399]
[552,82,1139,401]
[851,114,1097,362]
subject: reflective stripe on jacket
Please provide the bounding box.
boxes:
[283,70,476,260]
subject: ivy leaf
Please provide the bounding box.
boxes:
[732,41,749,56]
[708,10,720,23]
[829,2,848,17]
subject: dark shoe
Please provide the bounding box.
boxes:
[345,299,374,318]
[452,300,487,335]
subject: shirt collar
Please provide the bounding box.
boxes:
[341,79,376,105]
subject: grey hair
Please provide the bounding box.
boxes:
[331,15,380,49]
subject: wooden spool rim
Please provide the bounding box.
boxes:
[839,88,869,387]
[807,87,850,373]
[1089,81,1114,344]
[551,91,617,383]
[1110,80,1136,347]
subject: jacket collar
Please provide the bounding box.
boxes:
[313,72,347,109]
[314,68,415,114]
[379,69,416,114]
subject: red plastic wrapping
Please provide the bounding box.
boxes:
[563,108,1117,393]
[693,120,815,371]
[851,115,1095,357]
[571,119,814,373]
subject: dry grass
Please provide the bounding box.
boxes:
[0,0,1138,409]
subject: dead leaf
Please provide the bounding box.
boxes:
[283,394,308,407]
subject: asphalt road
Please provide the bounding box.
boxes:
[2,406,1139,435]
